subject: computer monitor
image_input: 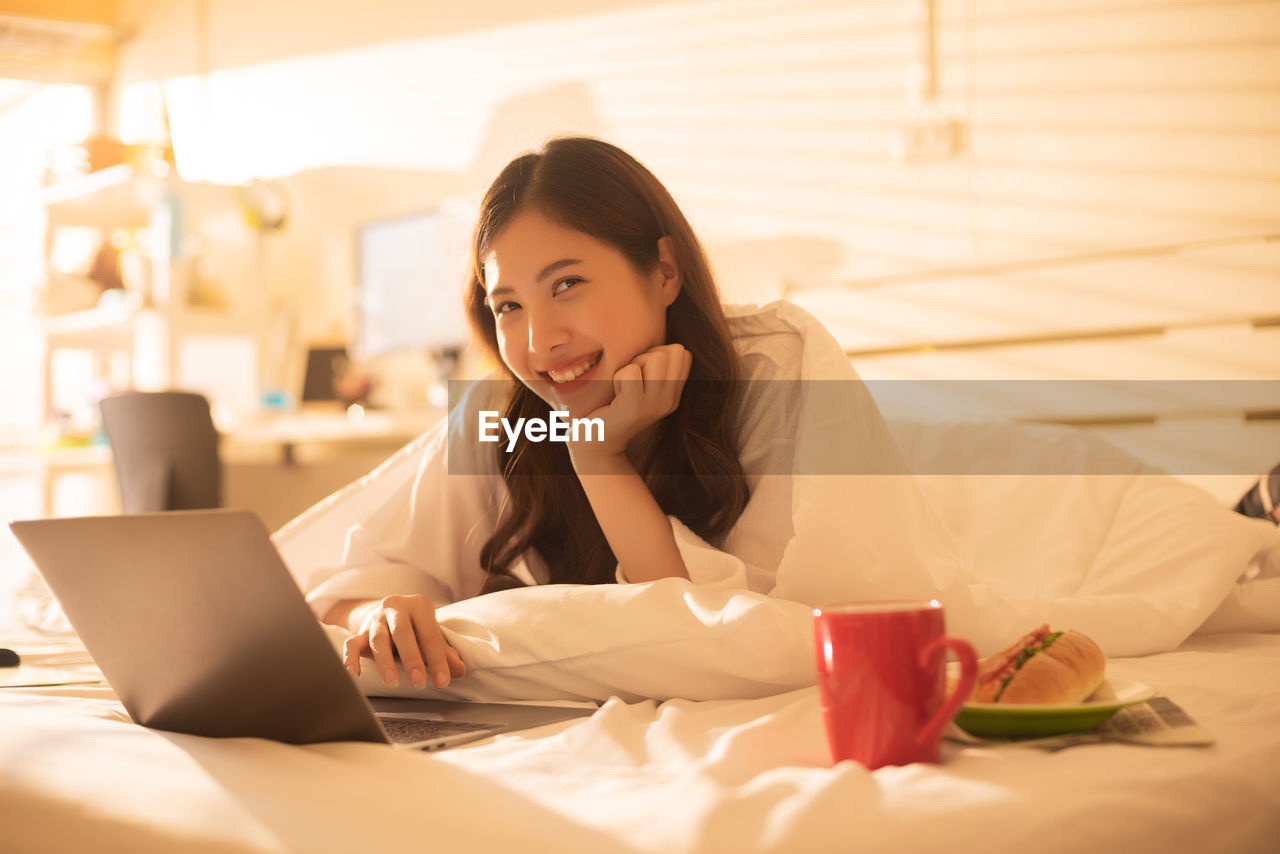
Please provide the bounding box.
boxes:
[353,206,472,361]
[299,346,347,403]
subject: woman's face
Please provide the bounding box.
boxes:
[483,208,680,418]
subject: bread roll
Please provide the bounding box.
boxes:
[973,628,1106,705]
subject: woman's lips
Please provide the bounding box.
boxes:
[542,352,603,396]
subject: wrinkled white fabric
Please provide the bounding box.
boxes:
[4,633,1280,854]
[279,300,1280,706]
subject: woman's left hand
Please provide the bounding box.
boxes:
[569,343,692,466]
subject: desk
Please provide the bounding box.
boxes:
[39,305,255,424]
[14,408,441,520]
[224,408,439,465]
[39,307,136,422]
[7,445,116,520]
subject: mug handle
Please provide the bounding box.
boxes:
[915,635,978,749]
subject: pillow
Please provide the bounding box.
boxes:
[329,578,816,704]
[881,419,1280,654]
[1200,539,1280,634]
[320,416,1280,707]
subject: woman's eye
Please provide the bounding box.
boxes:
[552,277,583,295]
[494,301,520,316]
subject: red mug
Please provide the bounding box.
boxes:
[812,599,977,769]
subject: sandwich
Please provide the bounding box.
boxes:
[971,624,1106,704]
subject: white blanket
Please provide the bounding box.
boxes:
[280,302,1280,705]
[313,417,1279,705]
[3,632,1279,854]
[754,302,1280,656]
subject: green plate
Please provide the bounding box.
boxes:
[953,678,1156,739]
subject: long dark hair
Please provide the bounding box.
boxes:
[464,136,748,589]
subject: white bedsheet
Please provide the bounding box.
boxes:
[1,631,1278,854]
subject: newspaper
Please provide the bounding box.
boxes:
[945,696,1216,751]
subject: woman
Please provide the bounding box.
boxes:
[313,137,798,691]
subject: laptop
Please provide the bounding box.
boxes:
[9,509,595,750]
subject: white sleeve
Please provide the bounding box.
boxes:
[613,352,802,594]
[612,516,753,589]
[303,383,507,617]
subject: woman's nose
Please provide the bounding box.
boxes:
[526,306,570,355]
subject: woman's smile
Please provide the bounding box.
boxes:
[542,351,603,386]
[541,351,606,413]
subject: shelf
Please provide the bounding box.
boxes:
[41,304,249,346]
[43,165,161,229]
[42,165,245,230]
[40,302,135,334]
[39,168,263,429]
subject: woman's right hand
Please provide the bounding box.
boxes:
[568,343,692,468]
[339,594,466,689]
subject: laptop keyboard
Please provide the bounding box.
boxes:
[378,715,501,744]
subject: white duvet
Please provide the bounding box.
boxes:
[4,633,1280,854]
[277,302,1280,706]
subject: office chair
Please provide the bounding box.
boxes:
[98,391,222,513]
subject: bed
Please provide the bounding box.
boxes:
[3,405,1279,853]
[3,244,1280,852]
[1,630,1278,853]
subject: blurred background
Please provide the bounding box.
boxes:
[0,0,1277,624]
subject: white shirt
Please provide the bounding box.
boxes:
[302,301,815,616]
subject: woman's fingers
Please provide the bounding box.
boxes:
[387,608,428,689]
[673,347,692,409]
[339,594,465,690]
[642,345,690,381]
[411,601,456,688]
[366,612,400,687]
[632,348,667,388]
[625,346,686,394]
[595,345,690,442]
[342,633,368,676]
[638,345,688,413]
[632,345,686,386]
[612,362,643,397]
[445,644,467,678]
[658,346,689,411]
